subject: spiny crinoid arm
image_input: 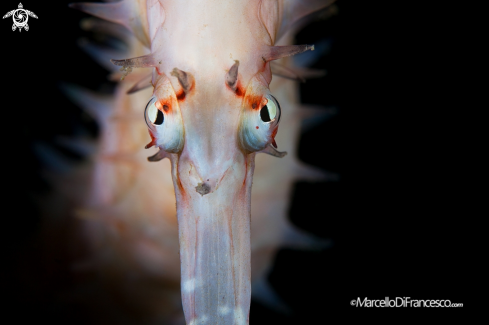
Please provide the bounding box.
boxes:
[2,10,14,19]
[25,10,38,18]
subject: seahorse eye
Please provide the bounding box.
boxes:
[154,110,164,125]
[260,105,271,122]
[145,97,163,127]
[238,88,282,153]
[260,95,280,123]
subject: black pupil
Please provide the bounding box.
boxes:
[154,110,164,125]
[260,105,271,122]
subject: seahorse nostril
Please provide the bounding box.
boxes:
[195,182,211,196]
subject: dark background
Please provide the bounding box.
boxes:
[1,1,466,323]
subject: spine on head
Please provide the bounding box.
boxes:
[262,44,315,62]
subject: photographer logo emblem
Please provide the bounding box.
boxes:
[3,3,37,32]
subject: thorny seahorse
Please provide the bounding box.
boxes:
[51,0,338,324]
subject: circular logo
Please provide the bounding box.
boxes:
[3,3,38,32]
[13,9,28,27]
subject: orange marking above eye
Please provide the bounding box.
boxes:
[175,78,195,102]
[226,78,245,98]
[245,94,264,111]
[156,99,172,113]
[176,89,186,101]
[234,80,245,97]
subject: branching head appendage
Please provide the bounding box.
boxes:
[170,68,195,95]
[226,60,240,91]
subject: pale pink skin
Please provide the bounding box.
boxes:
[68,0,334,324]
[150,1,277,323]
